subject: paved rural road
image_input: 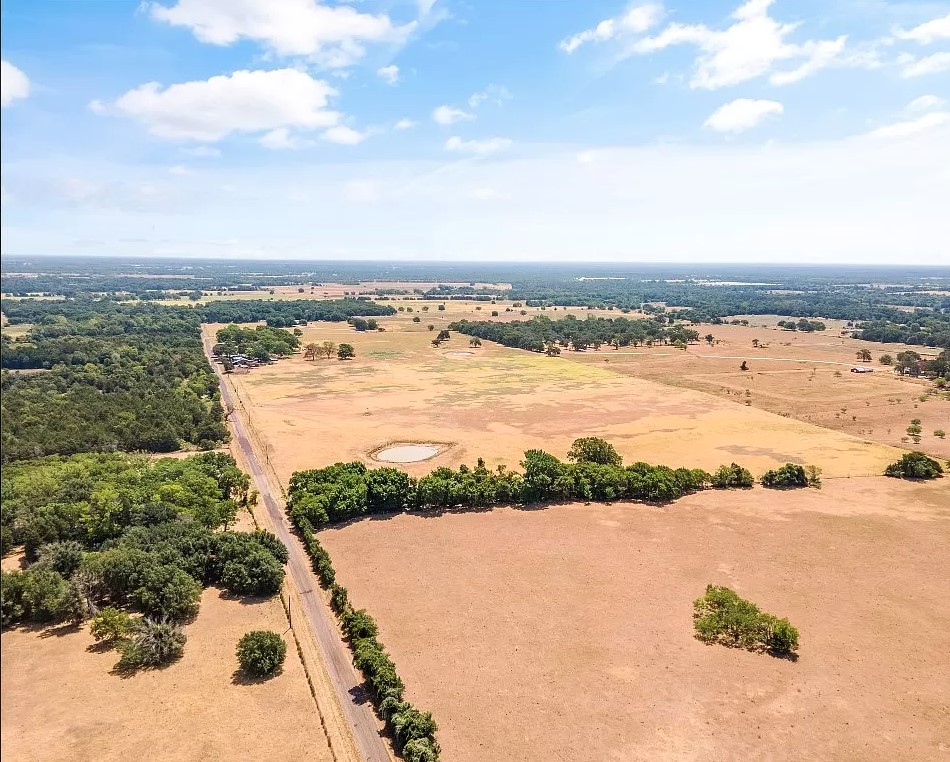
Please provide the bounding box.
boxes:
[203,335,389,762]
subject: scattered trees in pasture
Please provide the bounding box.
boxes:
[337,343,355,360]
[760,463,820,489]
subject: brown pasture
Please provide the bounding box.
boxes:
[0,588,332,762]
[320,477,950,762]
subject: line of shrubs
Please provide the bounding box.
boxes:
[288,438,822,530]
[292,515,440,762]
[693,584,800,657]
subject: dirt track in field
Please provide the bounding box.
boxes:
[320,477,950,762]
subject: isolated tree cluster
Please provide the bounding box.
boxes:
[884,452,944,480]
[693,585,799,657]
[1,453,286,671]
[237,630,287,677]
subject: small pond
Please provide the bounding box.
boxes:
[374,443,442,463]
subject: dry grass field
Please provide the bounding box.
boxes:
[209,301,916,485]
[320,478,950,761]
[0,588,332,762]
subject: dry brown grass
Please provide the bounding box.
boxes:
[320,477,950,762]
[1,588,332,762]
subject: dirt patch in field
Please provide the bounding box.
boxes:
[320,477,950,762]
[1,588,332,762]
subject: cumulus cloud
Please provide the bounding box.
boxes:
[1,60,31,107]
[704,98,783,132]
[377,64,399,84]
[432,105,473,125]
[444,136,512,155]
[168,164,193,175]
[894,13,950,45]
[468,84,511,108]
[867,111,950,139]
[97,68,341,141]
[899,52,950,78]
[630,0,849,89]
[321,125,367,145]
[147,0,415,68]
[260,127,311,150]
[560,3,664,53]
[906,94,946,112]
[394,118,417,130]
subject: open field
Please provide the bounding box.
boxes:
[207,303,912,486]
[1,588,332,762]
[560,319,949,460]
[320,478,950,761]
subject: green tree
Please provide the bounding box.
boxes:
[337,343,355,360]
[131,565,202,621]
[856,349,872,362]
[567,437,622,467]
[710,463,754,489]
[884,452,943,480]
[760,463,809,489]
[321,341,336,359]
[237,630,287,677]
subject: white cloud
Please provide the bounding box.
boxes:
[260,127,312,150]
[704,98,783,132]
[321,125,367,145]
[468,84,512,108]
[906,94,946,112]
[894,13,950,45]
[444,136,512,155]
[470,187,511,201]
[182,145,222,158]
[432,105,473,125]
[1,60,30,107]
[560,3,664,53]
[148,0,415,68]
[867,111,950,139]
[377,64,399,85]
[899,52,950,78]
[99,68,341,141]
[168,164,193,175]
[631,0,849,89]
[394,118,417,130]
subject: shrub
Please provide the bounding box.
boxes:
[20,567,71,622]
[220,546,284,596]
[760,463,808,489]
[1,570,27,626]
[237,630,287,677]
[36,540,85,578]
[131,565,202,621]
[90,607,134,643]
[117,617,186,670]
[693,584,799,657]
[710,463,754,489]
[342,607,379,640]
[884,451,944,480]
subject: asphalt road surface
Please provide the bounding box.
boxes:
[204,336,389,762]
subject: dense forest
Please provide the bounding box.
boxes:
[0,298,395,461]
[1,453,286,647]
[449,315,701,352]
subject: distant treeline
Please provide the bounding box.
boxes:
[287,441,755,531]
[449,315,700,352]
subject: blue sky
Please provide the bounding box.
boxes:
[1,0,949,263]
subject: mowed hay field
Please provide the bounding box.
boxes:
[1,588,331,762]
[321,478,950,761]
[208,304,908,485]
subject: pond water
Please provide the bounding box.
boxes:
[374,444,441,463]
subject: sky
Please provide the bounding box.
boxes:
[1,0,949,264]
